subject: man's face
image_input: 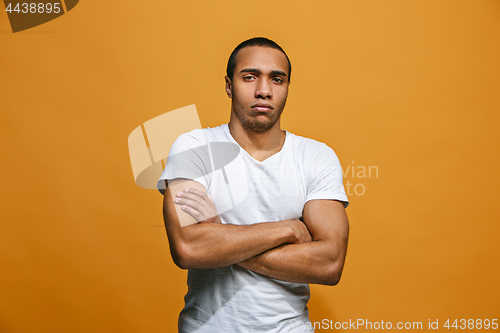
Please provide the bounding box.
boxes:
[226,46,290,133]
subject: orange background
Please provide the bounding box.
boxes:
[1,1,499,332]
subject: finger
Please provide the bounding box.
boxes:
[176,192,215,215]
[177,191,211,205]
[207,194,215,205]
[181,204,207,222]
[177,197,219,221]
[175,197,211,219]
[184,188,214,207]
[177,189,219,220]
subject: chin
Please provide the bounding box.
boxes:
[242,119,277,133]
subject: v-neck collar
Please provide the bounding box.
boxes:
[223,123,289,164]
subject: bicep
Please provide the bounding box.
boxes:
[163,178,208,228]
[302,199,349,247]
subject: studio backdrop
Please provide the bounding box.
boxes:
[1,0,499,332]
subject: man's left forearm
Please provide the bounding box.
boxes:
[237,239,346,286]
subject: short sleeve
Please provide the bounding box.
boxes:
[157,129,212,195]
[305,144,349,208]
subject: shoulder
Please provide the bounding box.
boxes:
[171,125,227,153]
[286,131,339,161]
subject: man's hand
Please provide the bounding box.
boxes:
[174,188,222,224]
[286,219,312,244]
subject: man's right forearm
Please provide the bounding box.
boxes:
[163,180,310,269]
[167,220,297,269]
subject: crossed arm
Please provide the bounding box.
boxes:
[162,178,349,286]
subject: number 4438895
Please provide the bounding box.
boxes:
[444,319,498,329]
[5,3,61,14]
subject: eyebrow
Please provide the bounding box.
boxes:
[239,68,288,77]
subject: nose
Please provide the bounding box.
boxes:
[255,78,272,99]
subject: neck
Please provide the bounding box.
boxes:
[228,117,286,162]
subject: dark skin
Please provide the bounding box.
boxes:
[175,187,349,285]
[163,179,312,270]
[163,46,349,285]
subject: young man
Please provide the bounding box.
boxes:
[158,37,349,332]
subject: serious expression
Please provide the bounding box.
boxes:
[226,46,290,133]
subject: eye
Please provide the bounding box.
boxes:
[243,75,255,81]
[272,77,284,84]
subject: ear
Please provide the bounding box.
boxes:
[225,75,232,98]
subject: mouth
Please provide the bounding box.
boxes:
[251,103,274,112]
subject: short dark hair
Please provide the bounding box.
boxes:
[226,37,292,82]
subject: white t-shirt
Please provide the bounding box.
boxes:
[157,124,349,333]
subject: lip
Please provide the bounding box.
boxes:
[251,103,274,112]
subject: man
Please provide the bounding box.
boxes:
[158,37,349,332]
